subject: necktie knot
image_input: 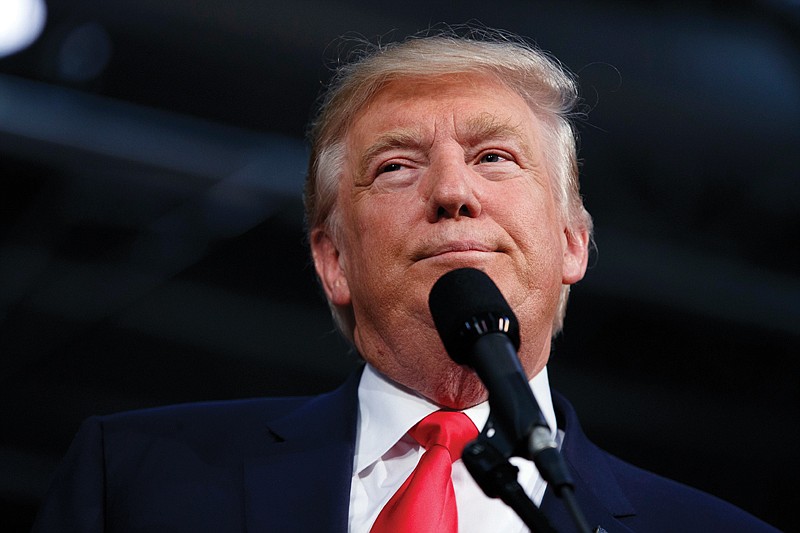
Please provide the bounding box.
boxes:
[409,411,478,462]
[371,411,479,532]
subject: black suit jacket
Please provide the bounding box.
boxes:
[33,369,778,532]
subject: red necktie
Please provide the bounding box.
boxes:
[371,411,479,533]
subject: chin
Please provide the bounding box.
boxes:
[427,365,488,410]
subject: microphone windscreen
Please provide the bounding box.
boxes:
[428,268,520,364]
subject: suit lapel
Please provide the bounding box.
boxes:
[244,368,363,533]
[540,392,637,533]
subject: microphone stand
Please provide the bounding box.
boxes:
[461,414,590,533]
[463,414,557,533]
[463,407,592,533]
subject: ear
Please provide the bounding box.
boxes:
[562,225,590,285]
[310,227,351,306]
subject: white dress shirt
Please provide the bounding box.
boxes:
[348,364,559,532]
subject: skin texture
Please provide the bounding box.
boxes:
[312,74,589,409]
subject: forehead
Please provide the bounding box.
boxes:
[346,73,540,147]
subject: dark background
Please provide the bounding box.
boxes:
[1,1,798,531]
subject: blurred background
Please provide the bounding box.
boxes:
[1,0,798,530]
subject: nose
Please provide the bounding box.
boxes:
[424,156,482,222]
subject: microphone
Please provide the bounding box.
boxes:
[428,268,570,474]
[428,267,588,533]
[428,267,550,449]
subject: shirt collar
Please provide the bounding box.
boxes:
[353,363,557,475]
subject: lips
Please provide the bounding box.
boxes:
[415,240,498,261]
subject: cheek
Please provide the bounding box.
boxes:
[342,205,405,281]
[503,196,565,277]
[352,190,420,248]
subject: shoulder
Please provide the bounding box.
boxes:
[602,451,779,532]
[33,395,316,532]
[78,395,316,466]
[34,370,364,532]
[552,391,779,532]
[98,395,312,431]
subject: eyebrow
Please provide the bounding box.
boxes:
[356,128,425,179]
[460,113,535,158]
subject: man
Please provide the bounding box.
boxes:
[34,30,778,532]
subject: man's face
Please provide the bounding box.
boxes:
[312,74,587,407]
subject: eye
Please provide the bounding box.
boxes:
[379,162,403,174]
[479,152,508,164]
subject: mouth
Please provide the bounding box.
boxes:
[415,241,498,261]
